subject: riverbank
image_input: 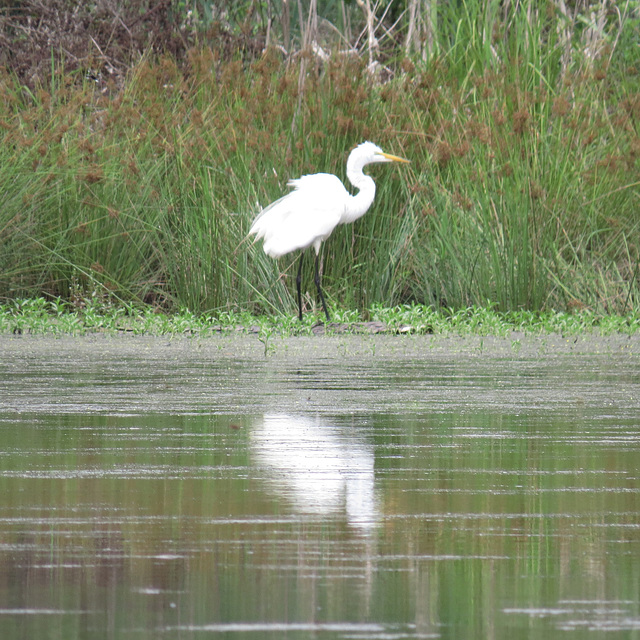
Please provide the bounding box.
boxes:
[1,300,639,339]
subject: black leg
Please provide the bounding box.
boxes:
[314,252,330,322]
[296,251,304,321]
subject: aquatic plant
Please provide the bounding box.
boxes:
[1,298,638,337]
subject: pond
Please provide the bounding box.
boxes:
[0,333,639,639]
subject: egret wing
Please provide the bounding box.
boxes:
[249,173,349,258]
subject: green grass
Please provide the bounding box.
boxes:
[1,297,638,337]
[0,1,638,316]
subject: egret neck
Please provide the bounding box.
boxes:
[343,154,377,225]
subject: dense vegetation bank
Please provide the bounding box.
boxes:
[0,1,638,317]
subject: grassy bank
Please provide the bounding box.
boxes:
[0,1,638,316]
[1,297,638,337]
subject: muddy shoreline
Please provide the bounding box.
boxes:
[1,330,638,360]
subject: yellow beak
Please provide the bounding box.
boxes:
[381,151,410,163]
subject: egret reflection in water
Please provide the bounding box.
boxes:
[251,414,379,532]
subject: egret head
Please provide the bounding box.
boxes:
[348,141,410,173]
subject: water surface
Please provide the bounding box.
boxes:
[0,334,639,638]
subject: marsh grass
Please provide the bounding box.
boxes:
[0,1,638,317]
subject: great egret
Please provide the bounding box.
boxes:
[249,141,409,321]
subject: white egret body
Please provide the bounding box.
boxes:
[249,141,409,321]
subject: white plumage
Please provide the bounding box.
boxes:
[249,141,409,320]
[251,173,347,258]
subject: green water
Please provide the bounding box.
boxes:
[0,334,639,639]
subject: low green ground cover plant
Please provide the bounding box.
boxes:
[0,1,638,317]
[1,297,638,337]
